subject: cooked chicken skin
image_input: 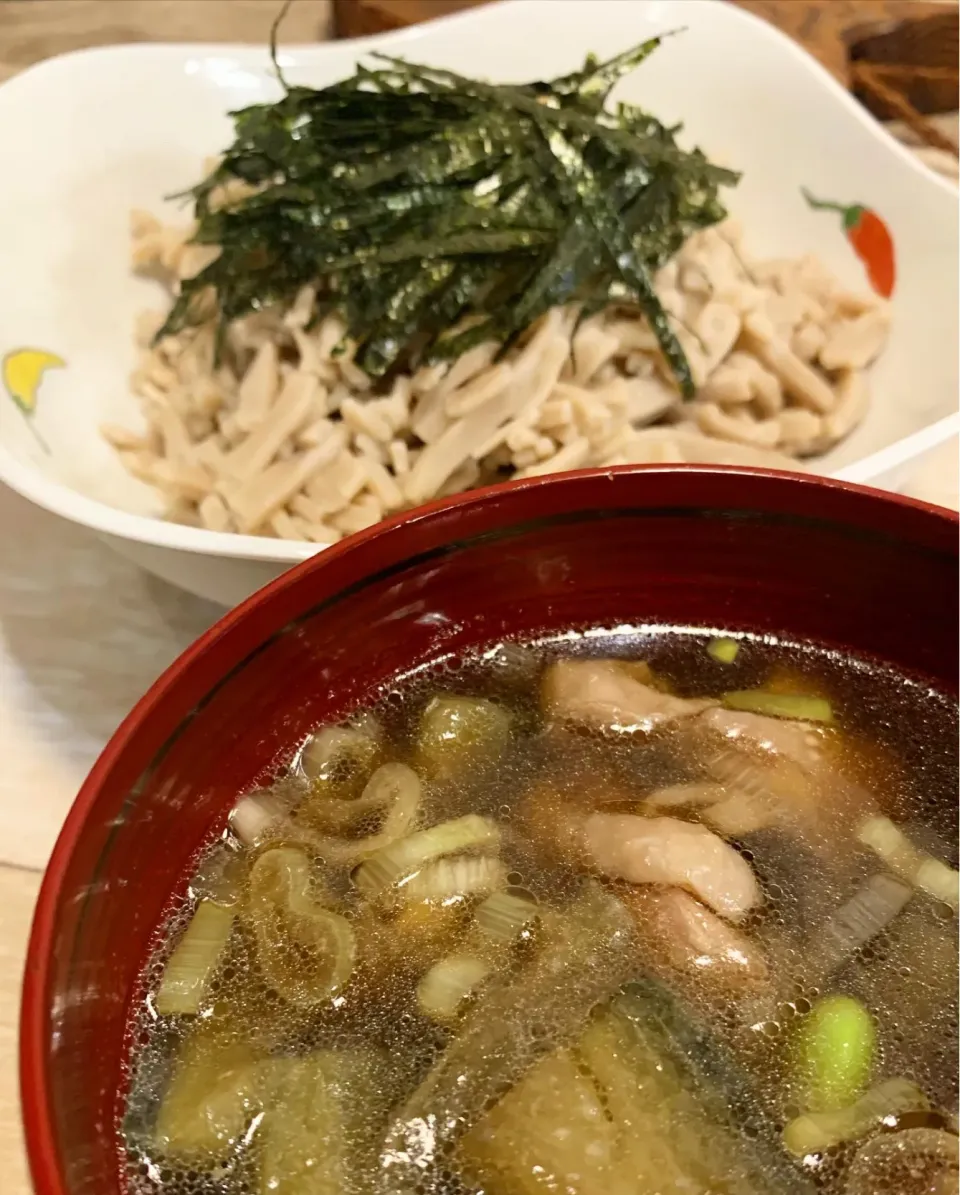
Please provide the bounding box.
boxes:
[543,659,710,733]
[583,813,762,921]
[618,886,769,991]
[698,706,825,770]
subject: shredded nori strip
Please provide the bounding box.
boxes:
[158,28,739,397]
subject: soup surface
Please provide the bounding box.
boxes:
[122,629,959,1195]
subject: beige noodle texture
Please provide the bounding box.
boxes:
[104,210,890,543]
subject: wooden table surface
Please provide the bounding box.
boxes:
[0,3,954,1195]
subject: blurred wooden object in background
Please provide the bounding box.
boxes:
[847,8,958,155]
[333,0,487,41]
[332,0,952,86]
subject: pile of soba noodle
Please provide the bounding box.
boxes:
[105,205,891,543]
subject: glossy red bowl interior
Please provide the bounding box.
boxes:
[20,465,959,1195]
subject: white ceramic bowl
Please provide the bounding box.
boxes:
[0,0,956,606]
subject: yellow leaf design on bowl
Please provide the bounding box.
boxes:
[3,347,66,414]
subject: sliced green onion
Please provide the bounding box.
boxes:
[417,953,493,1024]
[782,1078,930,1157]
[721,690,834,723]
[474,888,539,942]
[246,847,355,1006]
[236,766,423,867]
[229,791,288,847]
[155,900,235,1016]
[298,715,381,784]
[360,761,421,840]
[302,762,422,864]
[353,814,500,897]
[188,843,246,907]
[416,695,513,779]
[858,816,959,910]
[793,994,876,1113]
[916,857,960,908]
[707,637,740,664]
[817,873,913,974]
[417,888,540,1024]
[401,854,507,903]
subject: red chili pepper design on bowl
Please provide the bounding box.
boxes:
[802,189,896,299]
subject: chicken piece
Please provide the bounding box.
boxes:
[705,739,879,848]
[704,746,819,831]
[643,707,875,845]
[619,887,769,993]
[543,659,710,734]
[642,782,728,812]
[700,790,773,837]
[642,779,773,837]
[583,814,761,921]
[698,706,826,770]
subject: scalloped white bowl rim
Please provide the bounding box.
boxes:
[0,0,955,580]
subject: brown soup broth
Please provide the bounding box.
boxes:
[120,629,959,1195]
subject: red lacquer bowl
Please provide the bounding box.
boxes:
[20,466,959,1195]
